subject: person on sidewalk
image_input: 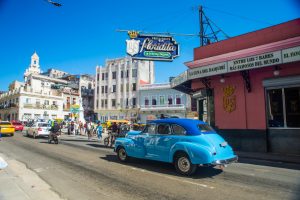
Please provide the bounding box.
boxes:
[96,121,103,142]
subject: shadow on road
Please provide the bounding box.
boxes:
[86,143,108,148]
[100,154,222,179]
[60,139,95,143]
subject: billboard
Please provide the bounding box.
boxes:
[126,31,179,61]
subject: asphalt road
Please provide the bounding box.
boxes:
[0,133,299,200]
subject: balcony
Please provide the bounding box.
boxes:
[23,104,59,110]
[81,89,94,97]
[0,103,19,110]
[140,104,186,112]
[22,87,63,97]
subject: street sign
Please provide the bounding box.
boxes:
[126,31,179,61]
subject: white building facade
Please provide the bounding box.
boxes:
[139,83,191,123]
[94,57,155,122]
[0,52,84,122]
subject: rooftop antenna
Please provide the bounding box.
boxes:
[117,5,229,46]
[198,5,230,46]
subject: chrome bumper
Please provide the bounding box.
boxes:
[212,156,238,165]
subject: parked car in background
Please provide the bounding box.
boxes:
[11,121,24,131]
[0,121,15,136]
[25,122,51,139]
[114,118,238,176]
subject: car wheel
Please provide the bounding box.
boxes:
[174,153,197,176]
[11,133,14,137]
[117,147,129,162]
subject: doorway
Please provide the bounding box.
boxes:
[197,89,215,126]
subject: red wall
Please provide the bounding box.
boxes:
[191,62,300,130]
[194,19,300,60]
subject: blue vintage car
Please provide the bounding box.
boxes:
[114,118,238,175]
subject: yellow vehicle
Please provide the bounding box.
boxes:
[0,121,15,136]
[132,123,146,131]
[103,120,129,128]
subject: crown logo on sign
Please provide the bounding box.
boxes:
[128,31,139,39]
[223,85,235,97]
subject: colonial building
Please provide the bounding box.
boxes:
[80,74,95,121]
[171,19,300,155]
[139,83,191,123]
[41,68,69,78]
[62,74,95,121]
[0,52,84,122]
[94,57,155,122]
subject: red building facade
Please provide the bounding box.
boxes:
[172,19,300,154]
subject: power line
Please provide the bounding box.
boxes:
[203,6,273,26]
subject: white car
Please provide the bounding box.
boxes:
[25,122,51,139]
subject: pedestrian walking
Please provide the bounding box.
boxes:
[79,121,84,135]
[96,121,103,142]
[86,121,93,140]
[74,122,79,135]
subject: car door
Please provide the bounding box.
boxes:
[154,123,180,162]
[141,124,159,160]
[128,124,155,158]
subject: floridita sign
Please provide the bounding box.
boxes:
[126,31,179,61]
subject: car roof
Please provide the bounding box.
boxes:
[150,118,207,135]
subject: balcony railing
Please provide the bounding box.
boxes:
[0,103,18,110]
[22,87,63,97]
[140,104,185,111]
[23,104,59,110]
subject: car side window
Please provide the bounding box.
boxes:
[157,124,171,135]
[171,124,186,135]
[143,124,156,135]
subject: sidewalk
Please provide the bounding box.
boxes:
[237,151,300,164]
[0,154,63,200]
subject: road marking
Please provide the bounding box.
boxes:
[130,167,215,189]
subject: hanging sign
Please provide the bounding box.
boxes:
[126,31,179,61]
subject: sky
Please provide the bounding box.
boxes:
[0,0,299,91]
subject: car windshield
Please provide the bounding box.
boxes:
[38,123,50,127]
[0,122,11,125]
[197,124,214,132]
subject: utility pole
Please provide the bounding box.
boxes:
[198,5,229,47]
[199,6,204,46]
